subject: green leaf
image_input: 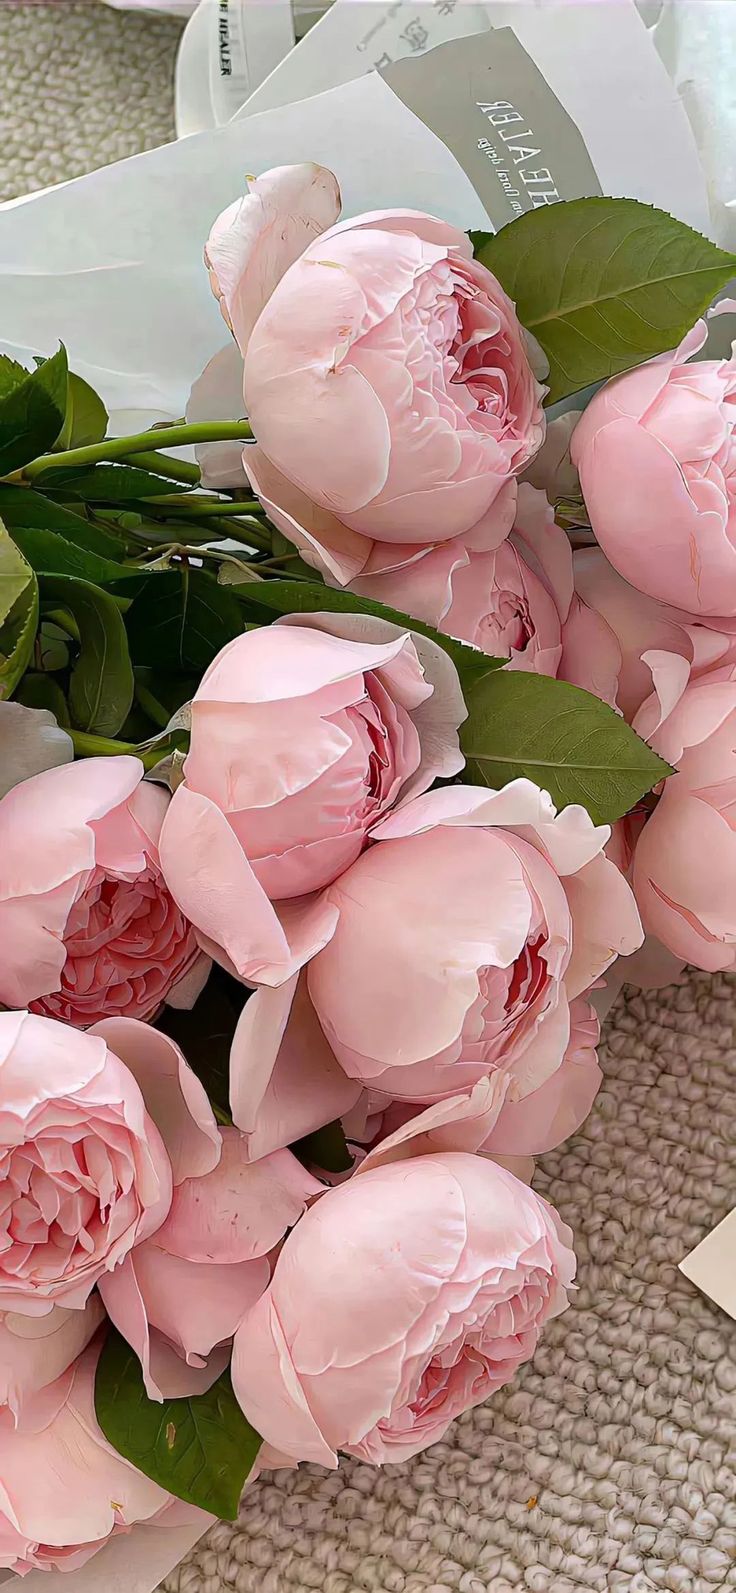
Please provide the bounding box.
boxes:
[125,567,243,673]
[474,198,736,403]
[36,464,193,500]
[0,346,69,474]
[40,574,134,735]
[468,229,491,258]
[293,1119,353,1175]
[0,486,126,559]
[217,560,268,587]
[0,525,31,624]
[0,353,31,400]
[38,620,70,674]
[58,372,109,451]
[10,525,138,587]
[134,665,199,719]
[238,579,501,693]
[15,672,70,725]
[460,670,671,824]
[0,525,38,699]
[95,1329,261,1520]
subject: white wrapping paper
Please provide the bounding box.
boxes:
[175,0,297,136]
[0,3,711,419]
[0,73,489,418]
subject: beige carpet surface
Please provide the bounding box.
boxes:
[1,8,734,1591]
[0,2,182,203]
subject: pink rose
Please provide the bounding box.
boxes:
[206,171,544,546]
[159,613,465,985]
[571,316,736,616]
[307,784,641,1111]
[0,1298,104,1423]
[100,1110,321,1399]
[349,482,620,697]
[0,1342,201,1576]
[231,782,641,1157]
[570,548,736,721]
[0,757,208,1026]
[232,1133,575,1466]
[0,1010,220,1314]
[246,439,517,590]
[243,209,544,544]
[631,662,736,970]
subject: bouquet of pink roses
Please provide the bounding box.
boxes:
[0,164,734,1572]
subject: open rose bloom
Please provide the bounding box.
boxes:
[159,612,465,984]
[201,164,545,585]
[0,758,208,1026]
[0,1005,320,1571]
[232,1097,576,1467]
[231,781,642,1161]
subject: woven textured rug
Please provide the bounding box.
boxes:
[2,7,735,1591]
[0,1,181,204]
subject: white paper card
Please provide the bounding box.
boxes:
[679,1207,736,1321]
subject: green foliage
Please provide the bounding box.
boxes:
[95,1331,261,1520]
[125,567,244,673]
[0,486,126,558]
[56,371,109,451]
[40,574,134,736]
[293,1120,354,1175]
[0,346,69,474]
[461,670,672,824]
[11,524,137,587]
[473,198,736,403]
[0,524,38,699]
[157,967,246,1118]
[33,463,193,500]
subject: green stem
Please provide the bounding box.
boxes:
[134,678,171,730]
[118,450,201,485]
[192,546,264,580]
[148,498,265,518]
[22,420,253,481]
[70,730,138,758]
[192,515,271,551]
[69,728,185,769]
[140,739,185,772]
[253,552,304,570]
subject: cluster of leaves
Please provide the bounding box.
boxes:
[2,196,734,1516]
